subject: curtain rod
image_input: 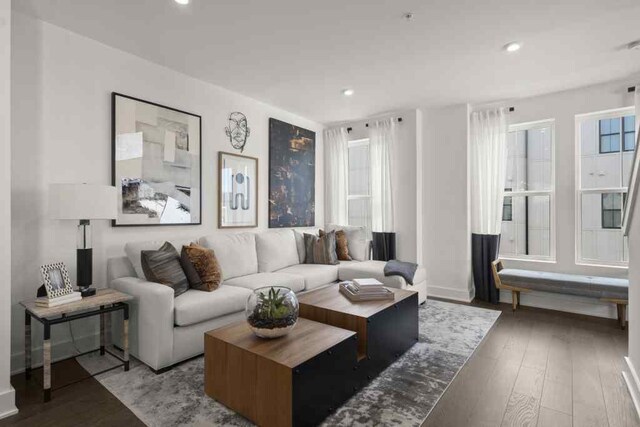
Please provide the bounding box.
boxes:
[347,117,403,133]
[629,86,636,93]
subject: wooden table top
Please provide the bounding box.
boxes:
[205,318,355,369]
[297,283,416,318]
[21,288,133,319]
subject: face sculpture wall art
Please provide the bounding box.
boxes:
[225,112,251,153]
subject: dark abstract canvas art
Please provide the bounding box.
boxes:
[112,93,202,226]
[268,118,315,228]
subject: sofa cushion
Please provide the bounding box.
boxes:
[224,272,305,293]
[277,264,339,290]
[198,233,258,280]
[304,231,339,265]
[141,242,190,297]
[174,286,252,327]
[181,244,223,291]
[125,238,196,279]
[255,230,300,272]
[326,224,369,261]
[338,260,426,290]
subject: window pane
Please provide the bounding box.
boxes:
[610,118,621,134]
[348,198,371,231]
[624,115,635,132]
[610,134,620,152]
[505,126,552,191]
[600,135,610,153]
[348,144,370,195]
[581,193,626,262]
[499,195,550,258]
[624,132,635,151]
[600,119,610,135]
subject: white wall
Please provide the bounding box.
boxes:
[339,109,421,263]
[10,13,324,373]
[0,0,16,419]
[421,104,474,301]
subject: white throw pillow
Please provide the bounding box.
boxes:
[198,233,258,280]
[255,230,300,272]
[326,224,369,261]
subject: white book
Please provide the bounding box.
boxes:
[353,278,383,287]
[36,292,82,307]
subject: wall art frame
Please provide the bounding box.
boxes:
[218,151,259,228]
[111,92,202,227]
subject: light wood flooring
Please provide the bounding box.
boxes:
[423,300,640,427]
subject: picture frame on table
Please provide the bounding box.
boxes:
[218,151,258,228]
[40,262,74,299]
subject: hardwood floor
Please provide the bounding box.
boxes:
[1,301,637,427]
[0,358,142,427]
[423,300,640,427]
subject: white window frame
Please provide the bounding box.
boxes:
[575,107,633,269]
[347,138,371,228]
[500,119,557,263]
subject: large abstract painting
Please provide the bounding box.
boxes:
[268,118,315,228]
[112,93,201,226]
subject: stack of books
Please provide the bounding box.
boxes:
[339,278,394,302]
[36,291,82,308]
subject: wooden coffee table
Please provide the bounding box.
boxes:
[298,283,419,379]
[205,318,358,427]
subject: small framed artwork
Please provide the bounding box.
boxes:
[40,262,74,299]
[112,92,202,227]
[219,151,258,228]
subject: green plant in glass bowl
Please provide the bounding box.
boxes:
[246,286,299,338]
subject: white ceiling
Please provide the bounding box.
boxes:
[14,0,640,124]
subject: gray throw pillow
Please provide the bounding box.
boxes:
[304,231,339,265]
[141,242,189,297]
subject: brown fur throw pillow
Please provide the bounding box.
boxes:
[319,229,352,261]
[181,244,223,292]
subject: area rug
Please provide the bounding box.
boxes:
[79,299,500,426]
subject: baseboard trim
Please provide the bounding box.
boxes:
[11,332,99,375]
[624,357,640,420]
[0,387,17,420]
[499,289,618,320]
[427,285,474,303]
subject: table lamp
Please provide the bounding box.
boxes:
[49,183,117,297]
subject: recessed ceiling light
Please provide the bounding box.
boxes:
[342,89,354,96]
[504,42,522,53]
[175,0,189,5]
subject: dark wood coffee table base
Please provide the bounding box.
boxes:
[205,318,357,427]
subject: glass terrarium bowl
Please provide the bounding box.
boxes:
[246,286,299,339]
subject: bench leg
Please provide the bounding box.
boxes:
[512,291,518,312]
[617,304,627,330]
[516,291,521,307]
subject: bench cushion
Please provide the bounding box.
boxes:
[498,269,628,300]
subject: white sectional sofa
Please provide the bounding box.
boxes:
[107,228,427,372]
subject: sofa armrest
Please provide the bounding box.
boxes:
[110,277,175,370]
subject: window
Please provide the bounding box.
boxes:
[601,193,623,229]
[502,189,513,221]
[577,108,634,266]
[499,121,555,261]
[347,138,371,231]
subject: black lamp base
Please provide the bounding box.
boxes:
[79,287,96,297]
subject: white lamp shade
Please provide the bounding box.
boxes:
[49,184,118,220]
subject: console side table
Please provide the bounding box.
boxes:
[20,288,133,402]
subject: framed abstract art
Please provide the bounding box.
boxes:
[218,151,258,228]
[268,118,315,228]
[111,92,202,226]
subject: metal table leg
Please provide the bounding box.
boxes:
[24,311,31,380]
[123,304,129,371]
[43,321,51,402]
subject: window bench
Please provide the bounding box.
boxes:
[491,260,629,329]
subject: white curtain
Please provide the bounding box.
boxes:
[369,118,396,232]
[470,108,508,235]
[324,127,349,225]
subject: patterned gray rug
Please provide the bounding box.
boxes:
[79,299,500,426]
